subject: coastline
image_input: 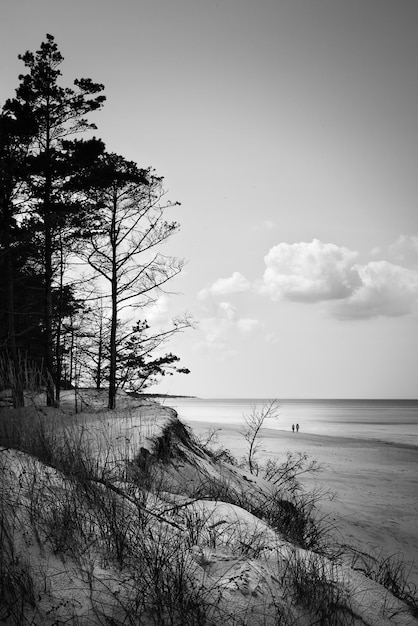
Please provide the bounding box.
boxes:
[181,418,418,588]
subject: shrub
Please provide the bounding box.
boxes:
[282,551,356,626]
[197,427,238,466]
[348,548,418,617]
[0,495,37,624]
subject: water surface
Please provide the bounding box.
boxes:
[166,398,418,447]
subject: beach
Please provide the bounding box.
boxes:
[180,418,418,588]
[3,392,418,625]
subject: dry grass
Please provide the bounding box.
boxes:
[1,395,417,625]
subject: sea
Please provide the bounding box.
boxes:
[166,398,418,448]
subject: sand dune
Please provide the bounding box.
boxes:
[2,391,417,624]
[183,420,418,588]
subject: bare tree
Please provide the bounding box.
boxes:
[0,113,33,406]
[82,153,187,409]
[241,400,280,475]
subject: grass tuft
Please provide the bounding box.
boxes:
[1,397,418,625]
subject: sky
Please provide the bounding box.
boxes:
[1,0,418,399]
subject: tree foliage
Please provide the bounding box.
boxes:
[77,152,188,409]
[114,319,191,393]
[0,35,189,408]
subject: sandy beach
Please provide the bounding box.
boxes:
[182,419,418,588]
[2,391,418,624]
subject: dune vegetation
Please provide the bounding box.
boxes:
[1,389,417,625]
[1,33,418,626]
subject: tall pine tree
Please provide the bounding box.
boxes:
[3,34,105,406]
[0,112,34,406]
[79,153,186,409]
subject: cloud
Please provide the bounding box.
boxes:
[145,295,170,325]
[260,239,360,302]
[196,301,259,353]
[236,318,260,333]
[260,237,418,319]
[389,235,418,267]
[333,261,418,319]
[198,236,418,321]
[198,271,250,300]
[217,301,237,322]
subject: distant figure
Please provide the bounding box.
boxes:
[292,424,295,433]
[296,423,300,433]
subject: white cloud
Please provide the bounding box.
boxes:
[236,318,260,333]
[199,236,418,322]
[198,317,230,345]
[260,238,418,319]
[198,271,250,300]
[260,239,360,302]
[145,295,170,325]
[389,235,418,267]
[333,261,418,319]
[196,301,259,353]
[218,301,236,321]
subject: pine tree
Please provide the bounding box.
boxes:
[0,111,35,406]
[80,153,187,409]
[3,34,105,405]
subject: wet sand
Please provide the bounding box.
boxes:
[182,419,418,587]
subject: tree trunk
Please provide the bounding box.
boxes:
[54,235,65,405]
[69,314,75,388]
[108,195,118,410]
[96,305,103,390]
[44,206,56,406]
[4,230,24,408]
[43,109,56,407]
[108,295,117,408]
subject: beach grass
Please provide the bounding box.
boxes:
[1,391,417,625]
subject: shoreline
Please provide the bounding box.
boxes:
[267,427,418,450]
[169,397,418,448]
[182,418,418,588]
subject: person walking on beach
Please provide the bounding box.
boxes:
[292,424,295,433]
[296,423,299,433]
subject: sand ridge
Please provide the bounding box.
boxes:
[183,419,418,588]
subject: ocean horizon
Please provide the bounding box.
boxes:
[166,397,418,447]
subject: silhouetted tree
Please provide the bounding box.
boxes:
[2,35,189,406]
[81,153,187,409]
[115,319,190,392]
[64,298,110,391]
[3,34,105,406]
[0,111,35,405]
